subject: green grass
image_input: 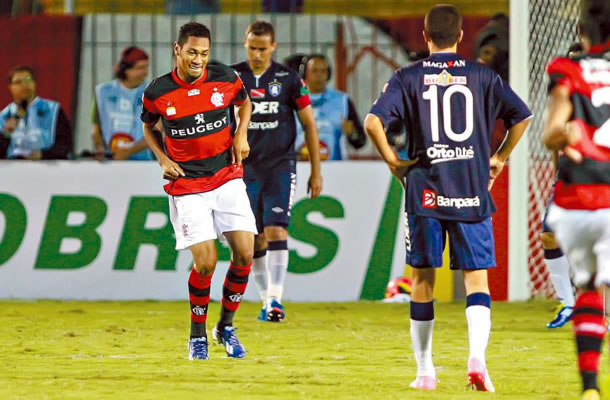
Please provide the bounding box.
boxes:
[0,300,583,399]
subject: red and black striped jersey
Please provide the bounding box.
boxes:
[547,44,610,210]
[141,61,248,195]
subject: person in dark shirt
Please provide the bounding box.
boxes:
[232,21,322,322]
[0,65,72,160]
[365,4,531,392]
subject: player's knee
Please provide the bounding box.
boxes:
[254,234,267,251]
[540,231,559,249]
[232,246,254,266]
[193,256,217,276]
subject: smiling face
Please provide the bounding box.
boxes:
[175,36,210,82]
[244,33,277,75]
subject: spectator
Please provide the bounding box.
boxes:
[92,46,153,160]
[473,13,509,81]
[0,65,72,160]
[294,54,366,160]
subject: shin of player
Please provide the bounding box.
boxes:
[542,1,610,397]
[365,4,531,391]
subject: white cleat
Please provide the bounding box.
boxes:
[409,376,437,390]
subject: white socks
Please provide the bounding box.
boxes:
[251,253,268,302]
[546,254,575,307]
[267,248,288,301]
[410,319,435,378]
[466,305,491,364]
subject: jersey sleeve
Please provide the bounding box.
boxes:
[140,84,161,125]
[491,74,533,130]
[547,57,578,94]
[369,72,407,133]
[290,74,312,111]
[230,71,249,106]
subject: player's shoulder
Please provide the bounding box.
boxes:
[95,79,117,92]
[230,61,250,73]
[206,60,240,83]
[144,72,178,100]
[547,56,580,77]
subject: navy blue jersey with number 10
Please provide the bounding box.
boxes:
[370,52,532,221]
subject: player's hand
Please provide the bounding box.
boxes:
[112,149,131,161]
[544,121,583,163]
[388,158,418,186]
[232,131,250,167]
[3,117,19,135]
[160,157,185,180]
[488,154,505,190]
[307,173,323,198]
[26,150,41,161]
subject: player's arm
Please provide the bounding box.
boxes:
[488,117,531,190]
[91,99,106,161]
[143,122,184,180]
[113,137,150,161]
[542,84,581,162]
[364,113,417,183]
[232,97,252,166]
[297,105,323,198]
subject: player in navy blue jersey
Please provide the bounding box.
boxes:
[365,4,532,392]
[232,21,322,322]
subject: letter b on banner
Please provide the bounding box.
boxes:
[36,196,107,269]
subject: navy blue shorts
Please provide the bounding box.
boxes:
[405,214,496,270]
[244,159,296,233]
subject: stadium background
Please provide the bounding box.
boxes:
[0,0,579,303]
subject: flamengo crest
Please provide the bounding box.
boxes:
[211,88,224,107]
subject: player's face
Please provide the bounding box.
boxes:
[175,36,210,82]
[124,59,149,88]
[244,33,277,71]
[8,71,36,103]
[305,57,329,93]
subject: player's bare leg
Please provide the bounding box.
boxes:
[409,267,437,390]
[212,230,254,358]
[260,225,288,322]
[463,269,494,392]
[540,231,574,328]
[187,240,218,360]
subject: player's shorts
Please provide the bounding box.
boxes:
[244,159,296,233]
[546,204,610,288]
[168,178,257,250]
[405,214,496,270]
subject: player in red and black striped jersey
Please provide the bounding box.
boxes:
[542,1,610,397]
[141,22,256,361]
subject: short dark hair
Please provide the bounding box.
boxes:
[177,21,211,46]
[245,21,275,43]
[8,65,35,84]
[579,0,610,45]
[424,4,463,49]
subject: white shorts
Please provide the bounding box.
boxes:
[168,178,258,250]
[547,204,610,288]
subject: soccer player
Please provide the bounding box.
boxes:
[365,4,532,391]
[232,21,322,322]
[141,22,257,360]
[542,1,610,398]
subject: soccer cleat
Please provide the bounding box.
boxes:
[257,304,267,321]
[265,297,285,322]
[581,389,600,400]
[467,358,495,392]
[546,305,573,328]
[188,337,209,360]
[212,326,246,358]
[409,376,437,390]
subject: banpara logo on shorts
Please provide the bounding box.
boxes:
[422,189,480,209]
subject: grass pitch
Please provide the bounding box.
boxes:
[0,300,582,399]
